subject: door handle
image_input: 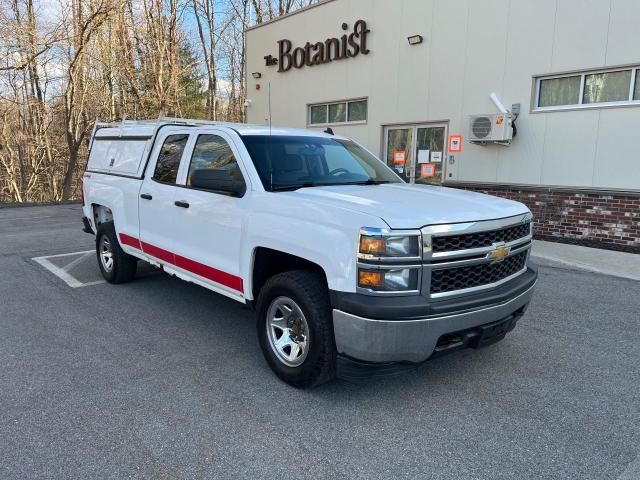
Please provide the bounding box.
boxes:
[140,193,153,200]
[174,200,190,209]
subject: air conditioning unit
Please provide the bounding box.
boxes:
[469,113,513,144]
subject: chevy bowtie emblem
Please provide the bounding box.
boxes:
[488,245,510,262]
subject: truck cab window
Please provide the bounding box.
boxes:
[153,134,188,184]
[187,134,245,188]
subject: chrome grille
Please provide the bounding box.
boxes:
[430,251,528,294]
[422,214,533,298]
[432,222,530,252]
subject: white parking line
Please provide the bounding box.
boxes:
[34,250,94,259]
[618,452,640,480]
[62,251,94,272]
[32,250,106,288]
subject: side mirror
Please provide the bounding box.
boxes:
[190,168,246,197]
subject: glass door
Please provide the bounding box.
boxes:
[384,123,448,185]
[385,127,413,183]
[414,124,447,185]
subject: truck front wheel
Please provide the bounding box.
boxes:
[256,270,336,388]
[95,222,137,284]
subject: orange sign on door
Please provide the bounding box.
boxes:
[393,150,406,164]
[421,163,435,177]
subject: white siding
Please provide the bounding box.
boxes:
[594,108,640,190]
[541,111,600,186]
[246,0,640,191]
[551,0,610,71]
[606,0,640,65]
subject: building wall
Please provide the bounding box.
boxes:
[245,0,640,250]
[246,0,640,191]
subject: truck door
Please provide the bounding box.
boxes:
[168,130,248,297]
[138,131,192,265]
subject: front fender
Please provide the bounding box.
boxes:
[240,193,387,300]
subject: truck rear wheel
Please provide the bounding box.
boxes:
[95,222,137,284]
[256,270,336,388]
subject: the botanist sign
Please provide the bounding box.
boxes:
[264,20,370,73]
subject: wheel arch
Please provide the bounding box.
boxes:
[91,203,114,229]
[250,247,328,301]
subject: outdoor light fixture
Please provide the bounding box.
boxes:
[252,72,262,79]
[407,35,423,46]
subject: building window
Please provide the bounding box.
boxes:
[347,100,367,122]
[309,104,328,125]
[534,66,640,111]
[329,103,346,123]
[583,70,632,104]
[538,76,581,107]
[308,99,368,126]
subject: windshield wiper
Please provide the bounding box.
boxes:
[336,179,393,186]
[270,179,394,192]
[270,182,317,192]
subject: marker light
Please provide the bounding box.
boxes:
[358,268,418,291]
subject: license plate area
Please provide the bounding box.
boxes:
[432,306,526,358]
[471,314,518,348]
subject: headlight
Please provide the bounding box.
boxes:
[357,228,422,294]
[358,267,419,292]
[358,230,421,259]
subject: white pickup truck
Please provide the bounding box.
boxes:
[82,118,537,387]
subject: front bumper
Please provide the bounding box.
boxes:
[332,280,536,364]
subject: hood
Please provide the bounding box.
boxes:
[285,183,529,229]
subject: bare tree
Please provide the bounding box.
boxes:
[0,0,317,203]
[61,0,120,200]
[192,0,217,119]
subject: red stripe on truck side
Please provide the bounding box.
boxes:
[140,241,175,265]
[174,253,244,293]
[119,233,142,250]
[118,233,243,293]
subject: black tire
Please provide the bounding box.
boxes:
[95,222,137,284]
[256,270,336,388]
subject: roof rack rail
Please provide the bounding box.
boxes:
[92,116,246,134]
[90,116,247,163]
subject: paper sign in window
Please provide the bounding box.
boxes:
[418,150,430,164]
[393,150,406,164]
[421,163,435,177]
[431,152,442,163]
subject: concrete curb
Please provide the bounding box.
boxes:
[531,240,640,281]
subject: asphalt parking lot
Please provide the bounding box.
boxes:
[1,204,639,480]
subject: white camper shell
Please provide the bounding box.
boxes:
[87,130,151,177]
[86,118,233,178]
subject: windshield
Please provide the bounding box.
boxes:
[240,135,402,191]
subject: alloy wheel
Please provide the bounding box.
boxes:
[99,235,114,273]
[266,296,310,367]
